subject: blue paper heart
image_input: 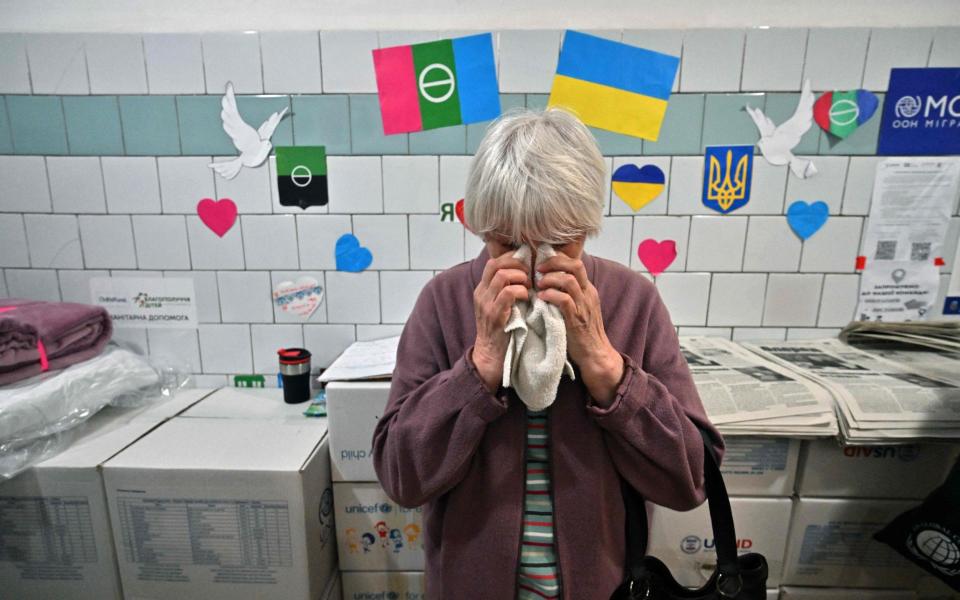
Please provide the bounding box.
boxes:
[335,234,373,272]
[786,201,829,240]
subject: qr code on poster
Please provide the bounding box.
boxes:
[910,242,931,261]
[874,240,897,260]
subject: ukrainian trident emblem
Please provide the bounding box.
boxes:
[702,145,753,214]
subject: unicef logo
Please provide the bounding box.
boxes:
[681,535,702,554]
[379,503,393,513]
[895,95,922,118]
[908,523,960,576]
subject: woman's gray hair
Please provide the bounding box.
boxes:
[464,107,606,246]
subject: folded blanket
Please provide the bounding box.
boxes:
[0,298,113,387]
[502,244,574,411]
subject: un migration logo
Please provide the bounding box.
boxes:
[419,63,456,103]
[895,95,922,118]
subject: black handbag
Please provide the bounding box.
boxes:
[611,428,769,599]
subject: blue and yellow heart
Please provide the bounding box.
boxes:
[612,164,666,211]
[335,234,373,272]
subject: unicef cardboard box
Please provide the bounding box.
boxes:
[341,571,425,600]
[333,482,424,571]
[102,417,336,600]
[797,440,959,499]
[0,389,213,600]
[720,436,800,496]
[782,498,922,588]
[327,382,391,482]
[780,587,916,599]
[646,497,793,587]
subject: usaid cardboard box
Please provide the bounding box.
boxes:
[327,382,391,482]
[103,417,336,600]
[646,497,793,587]
[797,440,959,499]
[780,587,917,599]
[334,482,424,571]
[342,571,425,600]
[180,386,316,421]
[720,437,800,496]
[0,389,213,600]
[782,498,922,588]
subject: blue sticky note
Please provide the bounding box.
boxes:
[335,233,373,272]
[786,200,830,240]
[702,145,753,214]
[878,68,960,155]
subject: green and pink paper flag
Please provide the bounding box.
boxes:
[373,33,500,135]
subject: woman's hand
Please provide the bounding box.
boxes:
[535,253,624,406]
[472,254,531,393]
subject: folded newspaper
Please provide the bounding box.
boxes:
[839,320,960,353]
[678,337,837,437]
[743,339,960,444]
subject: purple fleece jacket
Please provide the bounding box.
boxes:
[372,249,724,600]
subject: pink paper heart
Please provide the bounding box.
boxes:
[197,198,237,238]
[637,239,677,276]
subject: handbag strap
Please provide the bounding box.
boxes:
[624,428,741,583]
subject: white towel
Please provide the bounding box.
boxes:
[502,243,575,410]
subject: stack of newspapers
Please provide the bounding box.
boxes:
[743,338,960,443]
[678,337,837,437]
[839,320,960,353]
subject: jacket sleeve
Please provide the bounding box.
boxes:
[372,283,509,508]
[585,288,725,511]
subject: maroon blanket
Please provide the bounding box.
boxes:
[0,298,113,386]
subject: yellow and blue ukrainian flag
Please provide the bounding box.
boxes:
[547,31,679,141]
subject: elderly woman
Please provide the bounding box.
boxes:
[372,108,723,600]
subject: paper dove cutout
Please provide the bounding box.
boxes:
[208,82,288,180]
[745,79,818,179]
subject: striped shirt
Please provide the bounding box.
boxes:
[517,408,562,599]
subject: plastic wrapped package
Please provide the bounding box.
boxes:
[0,345,189,479]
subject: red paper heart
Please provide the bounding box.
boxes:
[455,198,465,226]
[637,239,677,276]
[197,198,237,238]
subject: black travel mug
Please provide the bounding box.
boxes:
[278,348,312,404]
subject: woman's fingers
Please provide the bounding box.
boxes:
[536,254,588,289]
[481,255,529,287]
[493,285,530,315]
[536,288,578,321]
[485,268,529,299]
[536,271,585,308]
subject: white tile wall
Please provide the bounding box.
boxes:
[158,157,216,214]
[85,34,148,94]
[409,214,465,270]
[841,157,883,215]
[58,269,107,303]
[0,34,31,93]
[217,271,273,323]
[47,157,107,214]
[678,327,732,339]
[240,215,299,270]
[818,273,860,327]
[251,324,304,373]
[655,273,710,326]
[260,31,323,94]
[352,214,410,270]
[787,327,841,340]
[357,324,405,340]
[186,215,245,270]
[799,217,863,273]
[762,273,823,326]
[862,28,934,91]
[802,28,870,90]
[680,29,744,92]
[102,157,162,214]
[24,214,83,269]
[383,156,440,213]
[297,214,352,270]
[132,215,191,270]
[586,217,633,265]
[147,329,202,372]
[5,269,61,301]
[79,216,137,269]
[303,323,356,368]
[439,156,472,205]
[784,157,848,214]
[687,216,748,272]
[928,27,960,67]
[732,327,787,341]
[165,270,221,323]
[198,324,253,373]
[24,34,89,94]
[631,216,690,273]
[741,161,788,215]
[0,157,52,213]
[499,30,561,93]
[380,271,433,324]
[741,28,807,92]
[320,31,379,93]
[212,161,273,214]
[708,273,767,326]
[743,217,802,272]
[0,214,29,267]
[327,157,383,214]
[202,32,263,94]
[143,33,206,94]
[0,273,7,297]
[326,271,381,323]
[667,157,708,215]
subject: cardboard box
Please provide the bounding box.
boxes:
[334,483,424,571]
[326,382,391,482]
[179,386,318,422]
[103,417,336,600]
[0,389,213,600]
[646,497,793,587]
[780,587,917,599]
[322,570,342,600]
[917,575,960,600]
[720,436,801,496]
[797,439,959,499]
[342,571,425,599]
[782,498,923,589]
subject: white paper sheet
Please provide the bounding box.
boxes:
[318,336,400,382]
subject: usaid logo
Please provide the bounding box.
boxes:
[681,535,702,554]
[681,535,753,553]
